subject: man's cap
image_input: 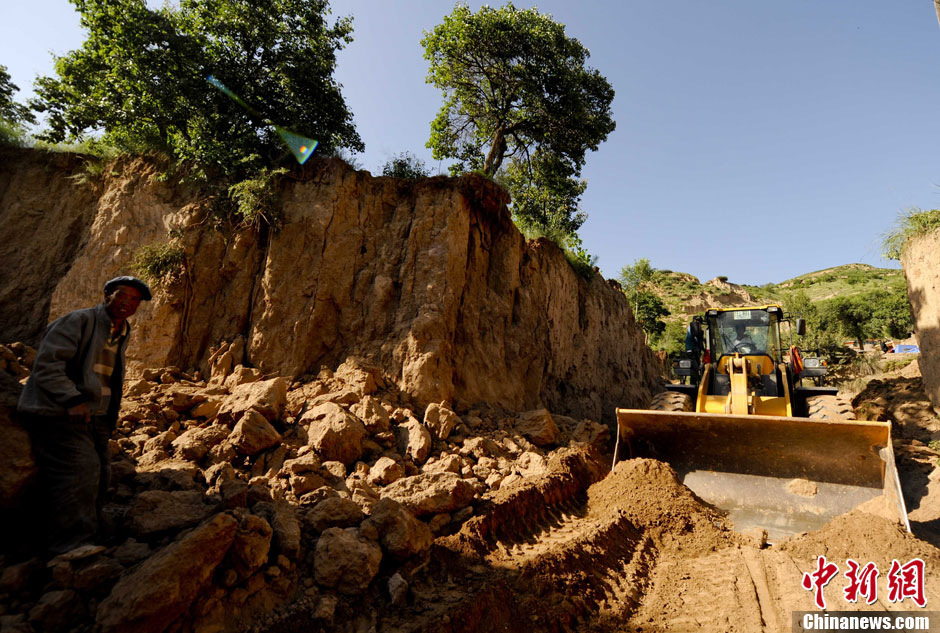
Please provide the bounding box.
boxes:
[104,276,152,301]
[692,315,704,323]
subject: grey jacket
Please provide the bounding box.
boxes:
[17,304,130,424]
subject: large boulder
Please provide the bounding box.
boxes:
[96,513,237,633]
[364,498,432,559]
[903,230,940,413]
[303,402,366,466]
[382,472,476,517]
[314,527,382,594]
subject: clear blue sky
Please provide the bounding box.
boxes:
[4,1,940,285]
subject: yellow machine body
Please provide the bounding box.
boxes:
[616,305,908,540]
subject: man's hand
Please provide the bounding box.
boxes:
[67,402,92,424]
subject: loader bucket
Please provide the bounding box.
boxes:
[615,409,909,541]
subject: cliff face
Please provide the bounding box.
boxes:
[902,231,940,413]
[0,149,660,421]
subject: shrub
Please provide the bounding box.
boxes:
[132,241,185,287]
[228,167,288,229]
[381,152,430,179]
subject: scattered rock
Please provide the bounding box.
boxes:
[306,497,365,532]
[127,490,215,537]
[364,498,433,559]
[230,409,282,456]
[303,403,366,466]
[313,527,382,595]
[515,409,560,447]
[382,472,476,517]
[397,418,432,464]
[424,402,459,440]
[218,377,288,424]
[368,456,405,486]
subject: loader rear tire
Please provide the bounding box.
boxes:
[648,391,693,412]
[806,395,856,420]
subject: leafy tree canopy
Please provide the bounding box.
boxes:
[31,0,362,178]
[422,3,614,236]
[619,258,655,294]
[0,65,35,126]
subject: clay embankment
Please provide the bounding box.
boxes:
[902,229,940,415]
[0,147,659,423]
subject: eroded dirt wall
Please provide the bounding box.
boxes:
[0,149,100,343]
[902,230,940,413]
[0,151,660,421]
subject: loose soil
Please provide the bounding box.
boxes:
[267,367,940,632]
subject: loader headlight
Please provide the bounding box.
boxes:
[678,360,692,368]
[804,358,820,368]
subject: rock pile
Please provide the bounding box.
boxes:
[0,344,610,633]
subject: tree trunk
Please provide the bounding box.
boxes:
[935,0,940,30]
[483,127,507,176]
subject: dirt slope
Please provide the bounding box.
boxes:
[0,148,660,422]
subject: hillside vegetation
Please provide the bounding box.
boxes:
[631,263,910,355]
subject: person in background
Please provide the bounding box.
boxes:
[685,315,705,383]
[17,276,151,555]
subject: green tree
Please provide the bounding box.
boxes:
[868,287,913,339]
[618,257,655,315]
[822,296,873,349]
[0,64,35,146]
[31,0,362,178]
[634,291,669,340]
[382,152,430,179]
[422,3,614,233]
[0,65,35,127]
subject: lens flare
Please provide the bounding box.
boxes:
[275,126,318,165]
[207,75,318,165]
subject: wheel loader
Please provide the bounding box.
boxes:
[615,305,908,540]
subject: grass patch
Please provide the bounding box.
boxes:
[883,207,940,260]
[883,357,916,373]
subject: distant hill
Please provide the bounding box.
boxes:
[640,264,907,352]
[648,264,905,317]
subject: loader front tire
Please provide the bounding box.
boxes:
[806,395,856,420]
[648,391,693,412]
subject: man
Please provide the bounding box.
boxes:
[18,276,151,555]
[684,315,705,383]
[730,323,758,353]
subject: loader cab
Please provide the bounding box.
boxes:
[702,306,788,407]
[706,307,784,365]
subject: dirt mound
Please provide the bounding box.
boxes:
[780,510,940,568]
